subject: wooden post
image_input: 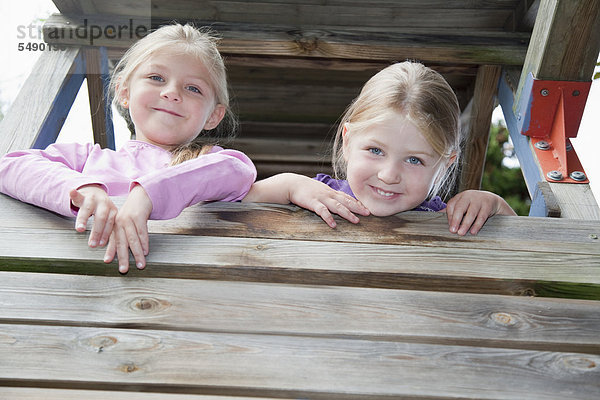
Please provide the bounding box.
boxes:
[459,65,502,191]
[499,0,600,219]
[85,47,115,149]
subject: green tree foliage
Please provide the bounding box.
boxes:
[480,122,531,216]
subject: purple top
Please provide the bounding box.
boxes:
[314,173,446,212]
[0,141,257,220]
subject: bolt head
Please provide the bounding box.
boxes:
[570,171,586,181]
[535,140,550,150]
[572,90,580,96]
[541,89,550,96]
[547,170,563,181]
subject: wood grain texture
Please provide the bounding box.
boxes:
[2,194,600,256]
[1,271,599,353]
[0,48,83,155]
[459,65,502,191]
[1,323,598,399]
[0,224,599,299]
[42,13,530,65]
[0,387,279,400]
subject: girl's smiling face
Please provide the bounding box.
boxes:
[121,51,225,150]
[343,112,447,216]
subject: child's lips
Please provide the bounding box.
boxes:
[153,107,183,117]
[370,185,400,199]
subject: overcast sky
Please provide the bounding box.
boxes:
[2,0,599,202]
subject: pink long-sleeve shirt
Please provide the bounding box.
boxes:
[0,140,256,219]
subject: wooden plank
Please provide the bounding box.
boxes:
[459,65,502,191]
[2,193,600,257]
[0,225,599,299]
[1,271,599,353]
[0,48,84,155]
[84,46,115,149]
[1,323,598,399]
[66,1,522,30]
[0,387,277,400]
[43,13,530,65]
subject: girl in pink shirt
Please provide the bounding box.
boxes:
[0,24,256,273]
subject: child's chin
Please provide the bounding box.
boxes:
[367,207,404,217]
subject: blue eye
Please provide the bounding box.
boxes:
[407,156,422,165]
[186,85,201,94]
[369,147,383,156]
[149,75,164,82]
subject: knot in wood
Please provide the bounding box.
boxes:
[88,335,117,353]
[120,362,139,373]
[290,31,320,53]
[296,37,318,52]
[562,355,598,372]
[131,297,171,313]
[490,312,518,327]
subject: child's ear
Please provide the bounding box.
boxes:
[341,123,350,161]
[204,104,226,130]
[116,82,130,109]
[446,153,458,169]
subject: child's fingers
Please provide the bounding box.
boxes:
[103,233,116,264]
[114,227,131,274]
[124,223,146,270]
[70,189,91,232]
[87,203,110,247]
[468,212,489,235]
[456,209,477,236]
[338,194,370,216]
[312,202,337,228]
[98,208,117,247]
[325,198,360,224]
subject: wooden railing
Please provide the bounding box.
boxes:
[1,193,599,398]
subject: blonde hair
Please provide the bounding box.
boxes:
[332,61,461,199]
[109,23,237,164]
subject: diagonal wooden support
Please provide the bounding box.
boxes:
[0,48,84,155]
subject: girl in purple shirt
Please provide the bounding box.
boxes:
[0,24,256,273]
[244,62,515,234]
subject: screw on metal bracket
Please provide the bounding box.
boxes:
[569,171,587,181]
[540,89,550,96]
[534,140,551,150]
[547,170,563,181]
[573,90,580,96]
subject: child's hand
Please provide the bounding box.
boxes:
[69,185,118,248]
[103,184,153,274]
[443,190,516,236]
[287,177,370,228]
[243,173,370,228]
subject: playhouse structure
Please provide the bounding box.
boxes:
[0,1,599,398]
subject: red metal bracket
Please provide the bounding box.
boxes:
[518,77,591,183]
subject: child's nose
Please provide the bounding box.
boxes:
[378,163,402,184]
[161,84,182,102]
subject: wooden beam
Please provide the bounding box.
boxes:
[459,65,502,191]
[43,13,530,66]
[84,47,115,149]
[2,270,600,353]
[0,48,84,155]
[500,0,600,219]
[2,195,600,300]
